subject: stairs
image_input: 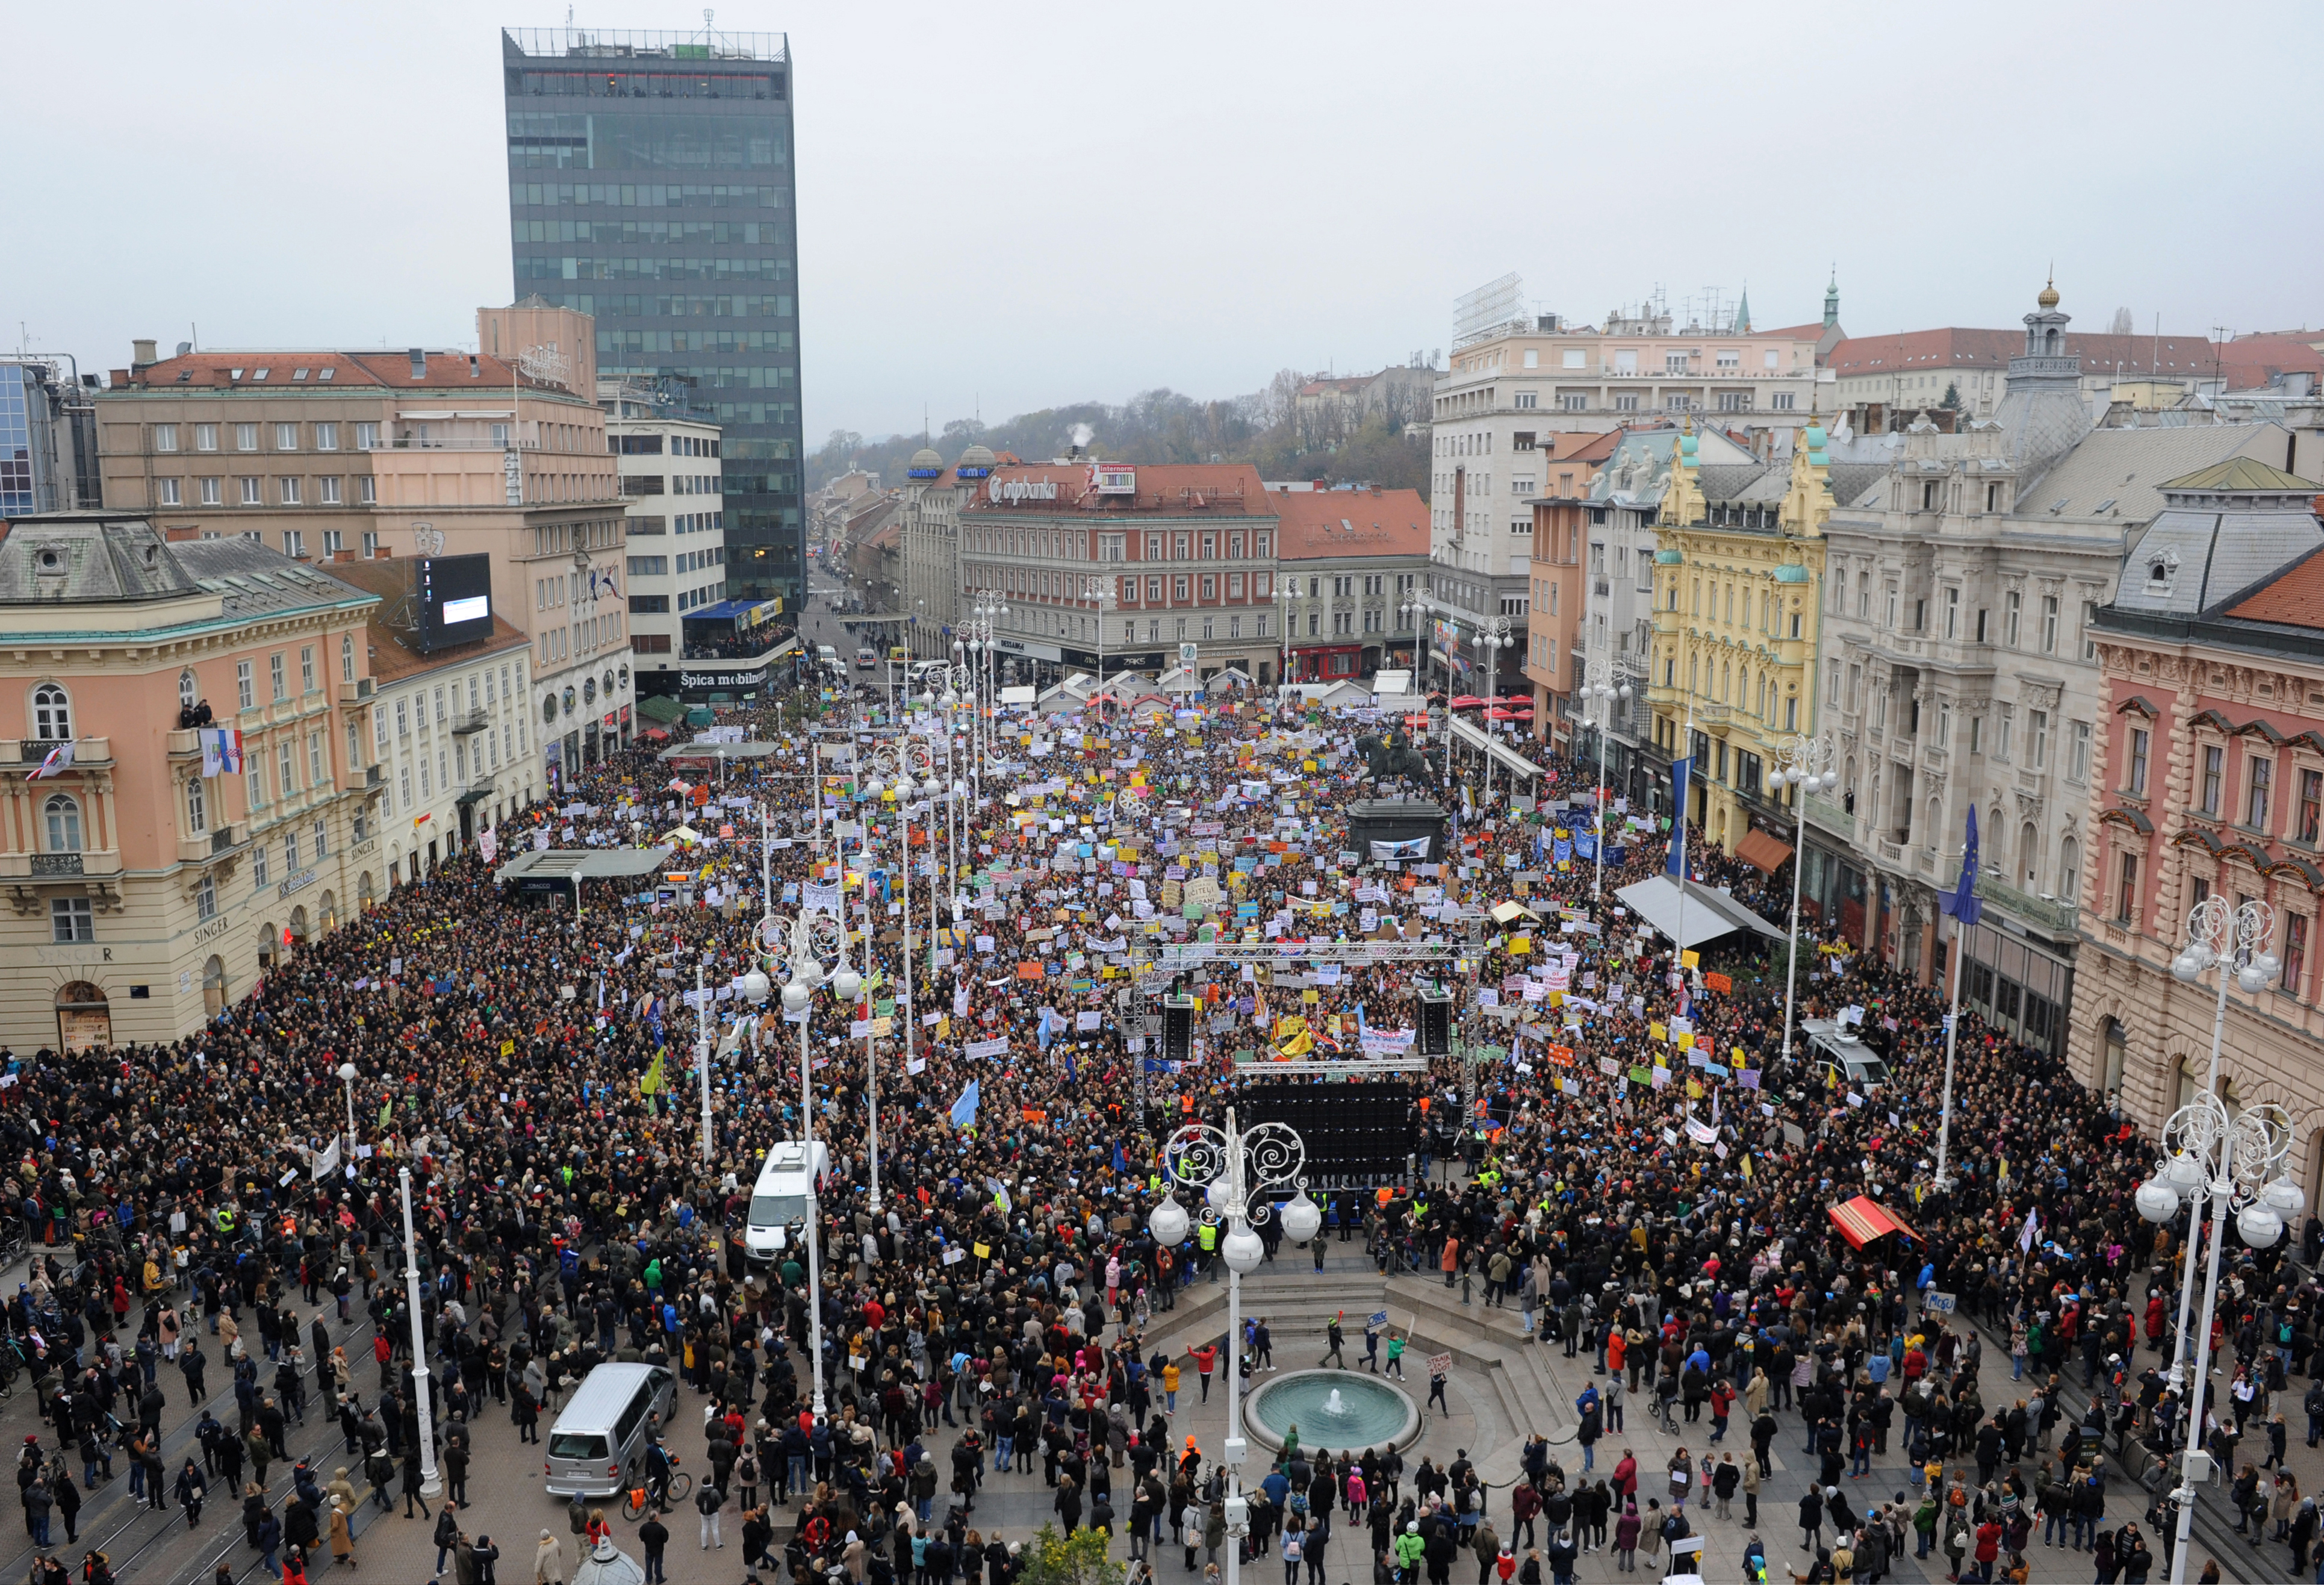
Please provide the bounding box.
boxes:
[1386,1273,1572,1483]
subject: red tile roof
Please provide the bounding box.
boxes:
[125,350,522,390]
[2224,547,2324,629]
[966,462,1270,515]
[1270,488,1429,561]
[1828,328,2323,387]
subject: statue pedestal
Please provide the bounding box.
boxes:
[1346,799,1447,863]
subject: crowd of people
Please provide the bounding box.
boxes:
[0,653,2319,1585]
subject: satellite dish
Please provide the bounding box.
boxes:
[175,341,193,357]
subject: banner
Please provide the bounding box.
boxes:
[803,880,843,917]
[1368,837,1432,862]
[199,726,243,778]
[1666,756,1691,877]
[308,1138,341,1180]
[963,1036,1011,1060]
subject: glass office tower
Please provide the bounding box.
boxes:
[503,26,803,606]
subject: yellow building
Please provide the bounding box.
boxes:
[1645,420,1856,860]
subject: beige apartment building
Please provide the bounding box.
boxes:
[0,515,384,1052]
[95,301,637,782]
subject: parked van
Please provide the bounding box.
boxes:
[815,644,840,668]
[745,1138,831,1264]
[544,1362,676,1497]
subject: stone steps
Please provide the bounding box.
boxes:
[1384,1274,1568,1480]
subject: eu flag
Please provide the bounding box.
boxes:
[1666,757,1692,878]
[1939,806,1982,928]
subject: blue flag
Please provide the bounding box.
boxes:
[1037,1007,1054,1051]
[1941,805,1982,927]
[949,1081,980,1129]
[1574,832,1597,861]
[1667,756,1692,877]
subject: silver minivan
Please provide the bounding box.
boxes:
[544,1362,676,1498]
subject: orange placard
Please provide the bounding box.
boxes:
[1016,961,1046,980]
[1022,1108,1048,1124]
[1545,1044,1575,1067]
[1703,971,1733,994]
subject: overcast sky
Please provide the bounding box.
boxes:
[12,1,2321,441]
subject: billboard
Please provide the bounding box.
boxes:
[417,554,494,651]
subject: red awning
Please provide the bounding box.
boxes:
[1734,829,1795,874]
[639,727,671,742]
[1827,1194,1910,1249]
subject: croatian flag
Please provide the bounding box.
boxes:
[26,740,75,780]
[199,726,243,778]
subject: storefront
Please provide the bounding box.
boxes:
[1800,836,1872,945]
[1958,918,2074,1058]
[1289,643,1366,682]
[677,661,768,702]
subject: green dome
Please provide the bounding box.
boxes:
[1679,433,1698,458]
[1654,549,1685,565]
[1772,564,1810,584]
[1803,425,1828,452]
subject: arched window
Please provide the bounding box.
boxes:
[2019,821,2041,888]
[43,794,82,853]
[30,683,69,741]
[2058,836,2081,902]
[179,670,197,712]
[340,633,355,683]
[185,776,207,835]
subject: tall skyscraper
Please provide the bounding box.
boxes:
[502,26,803,606]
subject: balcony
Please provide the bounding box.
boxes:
[167,729,202,759]
[178,823,247,865]
[1940,864,2081,938]
[0,736,111,767]
[452,709,491,735]
[1803,789,1851,832]
[0,849,120,880]
[1696,702,1730,725]
[338,678,375,705]
[364,764,387,796]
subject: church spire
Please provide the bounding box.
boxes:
[1822,267,1841,330]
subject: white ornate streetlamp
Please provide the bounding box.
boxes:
[1576,659,1633,901]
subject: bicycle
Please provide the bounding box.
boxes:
[621,1468,692,1521]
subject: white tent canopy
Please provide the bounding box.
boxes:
[1614,873,1786,951]
[1449,715,1547,780]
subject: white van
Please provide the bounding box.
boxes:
[1799,1017,1892,1091]
[745,1138,831,1263]
[544,1362,676,1497]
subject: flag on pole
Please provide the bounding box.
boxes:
[639,1051,667,1095]
[949,1081,981,1129]
[1666,755,1692,878]
[1939,805,1982,927]
[26,740,75,780]
[2018,1206,2039,1253]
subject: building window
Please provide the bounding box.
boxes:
[185,776,207,835]
[2030,710,2048,770]
[2065,720,2090,784]
[239,476,262,506]
[50,898,92,944]
[30,682,70,741]
[43,794,82,853]
[358,478,376,505]
[194,423,218,452]
[158,478,182,506]
[2128,727,2149,797]
[252,841,268,888]
[2004,590,2022,647]
[278,741,296,799]
[154,423,179,453]
[235,423,258,452]
[2201,745,2223,815]
[2116,851,2138,924]
[2301,768,2322,845]
[2248,756,2273,830]
[355,422,378,450]
[270,653,287,702]
[199,478,222,506]
[308,731,325,786]
[2040,594,2059,654]
[1942,587,1959,638]
[194,874,216,923]
[300,646,315,694]
[2285,912,2311,995]
[320,478,341,506]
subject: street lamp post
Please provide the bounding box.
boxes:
[1474,616,1514,799]
[1763,734,1837,1072]
[2135,1095,2301,1585]
[1148,1112,1321,1585]
[862,735,939,1215]
[2151,898,2281,1375]
[1576,660,1633,902]
[397,1166,442,1498]
[338,1062,359,1159]
[750,905,855,1421]
[695,961,714,1165]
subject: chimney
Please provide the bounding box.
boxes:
[164,525,198,543]
[131,339,158,368]
[332,549,355,562]
[372,544,395,558]
[408,347,427,379]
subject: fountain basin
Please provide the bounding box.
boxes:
[1243,1368,1420,1456]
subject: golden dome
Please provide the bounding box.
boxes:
[2037,276,2060,310]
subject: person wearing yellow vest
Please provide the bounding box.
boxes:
[1197,1218,1218,1284]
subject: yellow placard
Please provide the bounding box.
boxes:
[1686,1080,1703,1099]
[500,1039,515,1057]
[972,1242,991,1259]
[1681,950,1701,969]
[1649,1022,1668,1042]
[1509,935,1531,954]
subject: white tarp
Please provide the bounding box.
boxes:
[1448,716,1547,779]
[1614,874,1787,951]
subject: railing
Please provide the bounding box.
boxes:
[365,764,385,789]
[1939,864,2082,936]
[452,710,491,735]
[30,853,81,877]
[212,826,237,855]
[1803,790,1851,832]
[1877,839,1904,864]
